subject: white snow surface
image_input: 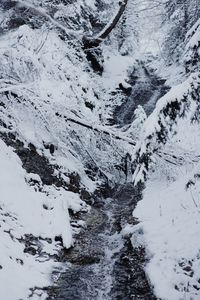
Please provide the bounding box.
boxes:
[0,9,134,298]
[131,17,200,296]
[134,172,200,299]
[132,87,200,299]
[132,71,200,184]
[0,1,200,299]
[0,138,88,299]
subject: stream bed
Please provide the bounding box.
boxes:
[46,60,167,300]
[48,183,156,300]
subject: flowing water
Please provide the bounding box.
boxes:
[114,62,169,125]
[48,183,156,300]
[47,61,168,299]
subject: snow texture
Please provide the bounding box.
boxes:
[131,15,200,300]
[0,138,88,300]
[133,120,200,299]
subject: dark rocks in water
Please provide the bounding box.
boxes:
[113,62,170,125]
[84,48,104,75]
[24,246,37,256]
[111,239,155,299]
[119,82,132,96]
[44,143,55,154]
[19,234,53,259]
[65,254,101,266]
[80,188,93,205]
[130,75,139,86]
[47,183,156,300]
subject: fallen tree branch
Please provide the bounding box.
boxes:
[83,0,128,48]
[0,85,135,146]
[55,112,136,146]
[0,83,32,94]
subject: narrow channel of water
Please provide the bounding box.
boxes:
[46,60,169,299]
[48,183,156,299]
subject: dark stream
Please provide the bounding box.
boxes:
[47,61,168,299]
[48,184,156,300]
[114,61,169,125]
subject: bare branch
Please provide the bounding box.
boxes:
[55,112,136,146]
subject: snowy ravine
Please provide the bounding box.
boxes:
[0,1,146,298]
[0,0,200,299]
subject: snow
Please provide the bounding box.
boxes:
[153,72,199,122]
[1,0,199,299]
[130,12,200,296]
[134,164,200,299]
[0,5,135,297]
[0,23,132,184]
[0,139,88,299]
[184,18,200,72]
[132,92,200,299]
[132,71,200,184]
[102,51,134,90]
[0,23,102,184]
[186,18,200,41]
[185,27,200,51]
[14,0,83,36]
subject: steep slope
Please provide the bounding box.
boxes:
[1,0,199,299]
[132,17,200,300]
[0,0,141,299]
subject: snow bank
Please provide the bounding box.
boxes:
[134,168,200,299]
[0,139,87,299]
[102,51,134,90]
[132,71,200,184]
[133,108,200,299]
[131,18,200,297]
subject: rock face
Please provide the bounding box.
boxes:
[47,183,156,300]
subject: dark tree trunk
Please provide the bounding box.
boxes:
[83,0,128,49]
